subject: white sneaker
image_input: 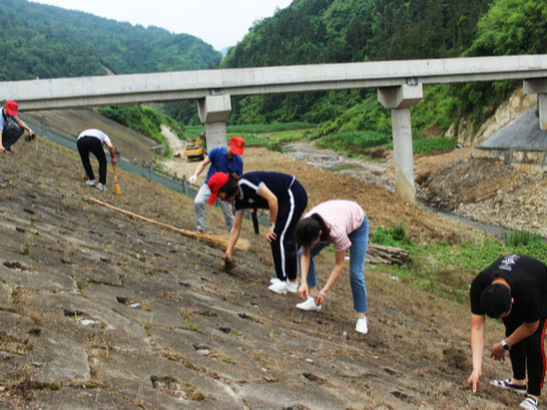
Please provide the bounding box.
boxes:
[86,179,96,186]
[268,280,290,294]
[270,278,298,293]
[296,296,322,311]
[287,281,298,293]
[520,397,539,410]
[355,317,368,334]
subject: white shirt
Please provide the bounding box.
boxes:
[77,129,111,145]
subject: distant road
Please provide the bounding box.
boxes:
[161,125,186,152]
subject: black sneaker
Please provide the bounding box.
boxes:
[490,379,527,394]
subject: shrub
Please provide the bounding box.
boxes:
[371,226,398,247]
[505,229,543,247]
[389,221,408,242]
[371,221,410,247]
[98,105,175,157]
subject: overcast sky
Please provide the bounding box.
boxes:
[29,0,293,51]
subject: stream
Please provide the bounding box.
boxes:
[283,142,509,242]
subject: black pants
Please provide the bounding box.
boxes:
[270,179,308,281]
[77,137,108,184]
[2,123,24,151]
[505,316,547,397]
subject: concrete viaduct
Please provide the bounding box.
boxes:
[2,54,547,203]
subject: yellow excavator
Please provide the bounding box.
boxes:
[183,132,207,161]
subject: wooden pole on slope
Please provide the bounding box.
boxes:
[88,197,249,252]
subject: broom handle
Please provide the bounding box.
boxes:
[89,197,200,239]
[87,198,248,252]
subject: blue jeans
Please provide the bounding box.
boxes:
[297,216,369,313]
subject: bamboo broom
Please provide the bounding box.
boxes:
[88,197,249,252]
[112,164,122,196]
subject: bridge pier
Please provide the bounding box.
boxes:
[378,84,423,204]
[197,95,232,150]
[524,79,547,131]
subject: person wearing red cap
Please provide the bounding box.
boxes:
[0,100,36,154]
[207,171,308,295]
[188,136,245,234]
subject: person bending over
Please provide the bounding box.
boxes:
[77,129,117,191]
[207,171,307,294]
[468,254,547,410]
[294,200,370,335]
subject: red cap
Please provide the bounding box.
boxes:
[207,172,230,205]
[5,101,18,116]
[230,136,245,156]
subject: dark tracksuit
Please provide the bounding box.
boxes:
[77,136,109,184]
[235,172,308,281]
[1,116,24,151]
[470,254,547,397]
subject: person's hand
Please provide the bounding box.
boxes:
[298,283,309,301]
[266,226,277,243]
[490,343,505,361]
[188,175,197,184]
[221,254,235,271]
[467,368,482,393]
[316,291,327,306]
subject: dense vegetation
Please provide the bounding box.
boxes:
[0,0,221,81]
[218,0,547,146]
[0,0,221,152]
[221,0,493,134]
[97,105,188,156]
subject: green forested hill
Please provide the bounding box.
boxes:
[223,0,490,68]
[219,0,547,140]
[221,0,494,131]
[0,0,221,81]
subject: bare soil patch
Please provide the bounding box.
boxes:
[415,147,547,238]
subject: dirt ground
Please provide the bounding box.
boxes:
[169,139,547,242]
[0,109,542,409]
[163,143,484,246]
[415,147,547,238]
